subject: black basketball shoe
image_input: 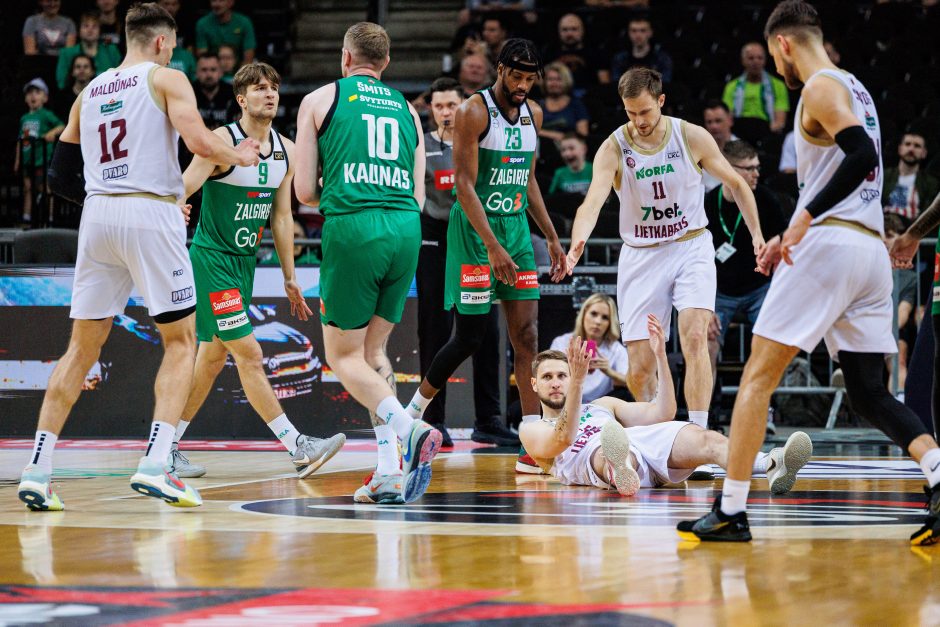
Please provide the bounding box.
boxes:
[911,484,940,546]
[471,415,520,447]
[677,495,752,542]
[427,422,454,448]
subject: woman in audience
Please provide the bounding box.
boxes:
[538,62,589,143]
[550,293,631,402]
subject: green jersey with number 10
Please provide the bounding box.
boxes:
[460,88,537,217]
[317,75,419,216]
[191,122,289,256]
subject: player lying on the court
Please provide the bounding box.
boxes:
[168,62,345,480]
[519,315,812,496]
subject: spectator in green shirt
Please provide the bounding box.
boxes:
[196,0,256,64]
[722,42,789,134]
[55,12,122,89]
[158,0,198,81]
[14,79,64,223]
[548,133,593,196]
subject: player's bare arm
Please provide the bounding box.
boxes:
[293,82,335,206]
[519,336,592,460]
[566,137,619,274]
[155,68,259,167]
[269,137,312,322]
[687,123,765,259]
[181,126,232,200]
[891,191,940,269]
[594,314,677,426]
[523,101,567,282]
[780,74,877,264]
[454,95,518,286]
[408,102,426,208]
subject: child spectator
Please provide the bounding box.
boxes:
[23,0,76,57]
[55,13,122,89]
[548,133,593,196]
[550,293,630,402]
[14,79,64,223]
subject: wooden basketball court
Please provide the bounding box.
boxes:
[0,432,935,625]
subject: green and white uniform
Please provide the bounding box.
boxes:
[317,74,420,329]
[444,89,539,315]
[933,239,940,315]
[190,122,289,342]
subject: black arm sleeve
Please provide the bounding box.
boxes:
[803,125,878,218]
[47,140,86,205]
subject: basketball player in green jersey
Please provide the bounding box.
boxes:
[295,23,438,505]
[405,39,568,439]
[174,62,346,479]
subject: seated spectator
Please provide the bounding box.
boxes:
[15,79,64,223]
[704,141,786,380]
[481,16,508,68]
[541,13,610,88]
[539,62,589,142]
[95,0,124,48]
[259,218,320,266]
[194,53,240,130]
[197,0,256,64]
[701,100,738,191]
[883,213,919,394]
[779,130,796,174]
[158,0,198,80]
[550,293,630,402]
[610,16,672,83]
[53,54,95,121]
[722,42,789,135]
[457,52,491,97]
[218,43,238,84]
[55,13,122,89]
[549,133,593,196]
[23,0,76,57]
[883,132,939,223]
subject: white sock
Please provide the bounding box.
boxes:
[144,421,175,463]
[720,478,751,516]
[377,396,415,442]
[920,448,940,488]
[28,430,58,475]
[521,414,541,424]
[752,452,770,475]
[174,419,190,443]
[688,411,708,429]
[268,413,301,454]
[406,391,433,420]
[374,424,401,475]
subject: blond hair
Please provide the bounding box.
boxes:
[344,22,390,65]
[544,61,573,94]
[573,293,621,346]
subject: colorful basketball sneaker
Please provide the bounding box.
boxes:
[354,471,404,504]
[401,420,442,503]
[130,457,202,507]
[292,433,347,479]
[515,445,547,474]
[766,430,813,495]
[600,419,640,497]
[677,495,752,542]
[18,467,64,511]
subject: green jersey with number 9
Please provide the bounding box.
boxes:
[317,75,419,216]
[462,88,537,217]
[191,122,289,256]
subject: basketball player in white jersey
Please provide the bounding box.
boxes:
[17,3,259,512]
[169,62,346,480]
[520,317,811,496]
[679,0,940,545]
[566,67,765,441]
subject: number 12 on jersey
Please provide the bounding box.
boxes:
[361,113,399,160]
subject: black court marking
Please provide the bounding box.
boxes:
[238,489,929,527]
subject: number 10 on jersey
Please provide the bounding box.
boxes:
[361,113,399,160]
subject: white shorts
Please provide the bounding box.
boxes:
[616,231,716,341]
[551,420,695,489]
[70,195,194,319]
[753,225,897,358]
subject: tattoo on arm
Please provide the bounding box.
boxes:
[908,192,940,239]
[553,407,568,441]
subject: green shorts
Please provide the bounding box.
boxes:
[190,244,256,343]
[319,209,421,329]
[444,205,538,315]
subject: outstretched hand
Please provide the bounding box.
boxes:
[284,279,313,321]
[646,313,666,358]
[566,240,585,276]
[567,334,592,383]
[548,238,568,283]
[235,138,261,167]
